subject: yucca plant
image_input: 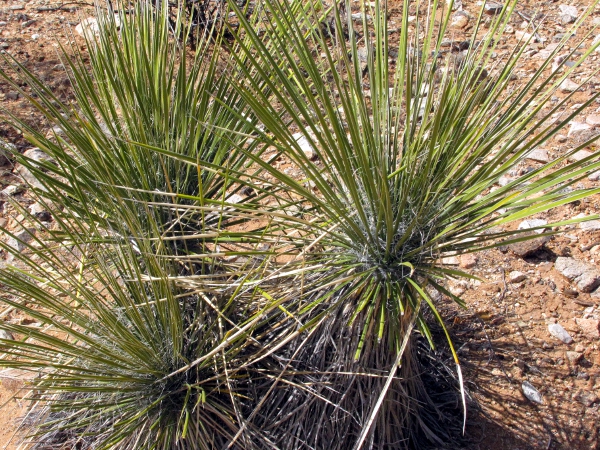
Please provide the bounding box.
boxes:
[0,1,288,448]
[0,0,270,260]
[0,204,278,449]
[216,0,600,447]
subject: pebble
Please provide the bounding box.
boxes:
[526,148,550,163]
[575,318,600,339]
[560,79,580,93]
[573,390,598,407]
[497,176,513,187]
[522,381,544,404]
[442,256,460,265]
[0,330,14,341]
[292,132,317,160]
[484,1,504,15]
[508,234,550,257]
[568,122,594,140]
[579,219,600,232]
[451,11,469,29]
[226,194,244,204]
[5,228,36,253]
[555,134,568,143]
[1,185,24,197]
[568,149,593,162]
[29,202,51,221]
[548,322,573,344]
[588,171,600,181]
[586,114,600,126]
[515,30,536,42]
[509,271,527,283]
[558,5,578,22]
[565,351,582,364]
[518,219,548,234]
[459,253,478,269]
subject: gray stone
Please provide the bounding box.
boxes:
[522,381,543,404]
[568,122,595,140]
[588,171,600,181]
[15,148,54,190]
[508,233,551,257]
[0,140,16,166]
[548,323,573,344]
[5,228,36,253]
[497,176,513,187]
[484,1,503,15]
[554,257,600,293]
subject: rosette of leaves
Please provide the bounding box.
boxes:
[216,0,600,447]
[0,0,269,260]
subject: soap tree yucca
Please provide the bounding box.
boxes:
[219,0,600,446]
[0,209,276,450]
[0,0,268,258]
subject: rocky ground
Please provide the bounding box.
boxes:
[1,0,600,449]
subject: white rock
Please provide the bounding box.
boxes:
[292,132,317,160]
[518,219,548,234]
[226,194,244,204]
[1,185,24,197]
[497,176,513,187]
[515,30,536,42]
[75,14,121,39]
[593,34,600,51]
[526,148,550,163]
[568,149,593,162]
[509,271,527,283]
[0,329,14,341]
[442,256,460,265]
[537,43,560,59]
[522,381,544,404]
[586,114,600,126]
[580,220,600,232]
[75,17,99,38]
[558,5,578,19]
[560,79,580,93]
[588,171,600,181]
[548,323,573,344]
[567,122,593,139]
